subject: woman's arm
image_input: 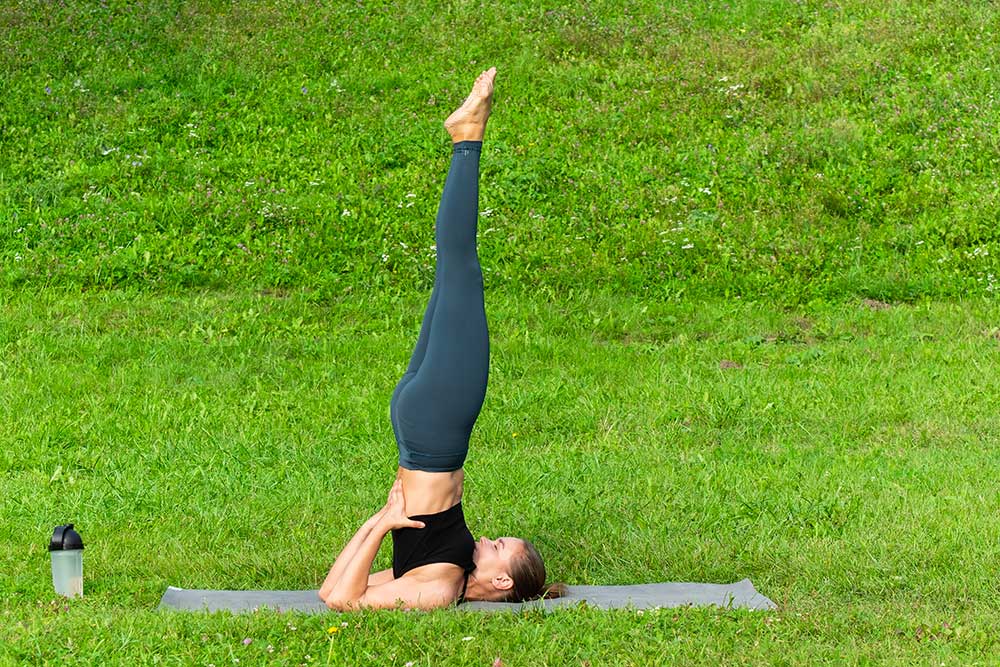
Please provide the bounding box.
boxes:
[323,479,426,609]
[322,516,393,606]
[318,508,386,600]
[368,568,395,586]
[319,471,407,599]
[324,538,456,611]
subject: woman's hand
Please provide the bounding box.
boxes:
[378,479,426,531]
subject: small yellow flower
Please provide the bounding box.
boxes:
[512,433,518,437]
[327,626,339,634]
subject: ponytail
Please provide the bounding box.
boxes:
[537,581,568,600]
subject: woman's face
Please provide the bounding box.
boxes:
[472,535,524,577]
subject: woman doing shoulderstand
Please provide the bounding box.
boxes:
[318,68,565,611]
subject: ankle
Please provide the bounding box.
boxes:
[450,129,485,143]
[452,139,483,153]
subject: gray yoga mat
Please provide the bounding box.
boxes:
[159,578,776,614]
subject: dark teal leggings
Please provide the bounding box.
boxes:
[390,141,489,472]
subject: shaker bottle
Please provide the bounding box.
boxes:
[49,523,84,597]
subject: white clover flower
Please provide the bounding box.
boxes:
[341,209,351,217]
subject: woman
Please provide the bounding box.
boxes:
[319,67,565,611]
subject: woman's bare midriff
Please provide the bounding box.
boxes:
[396,466,464,516]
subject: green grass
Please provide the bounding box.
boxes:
[3,286,1000,664]
[4,0,1000,663]
[2,0,999,302]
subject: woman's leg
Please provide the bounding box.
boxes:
[391,141,490,472]
[389,280,439,440]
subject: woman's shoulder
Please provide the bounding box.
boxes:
[365,563,466,609]
[398,561,468,583]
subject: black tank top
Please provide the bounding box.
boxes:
[391,501,476,603]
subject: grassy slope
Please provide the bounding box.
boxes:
[2,287,999,664]
[2,0,999,302]
[3,0,1000,663]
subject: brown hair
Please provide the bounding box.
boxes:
[503,539,568,602]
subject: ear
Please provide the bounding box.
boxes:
[492,573,514,592]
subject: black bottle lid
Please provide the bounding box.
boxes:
[49,524,85,551]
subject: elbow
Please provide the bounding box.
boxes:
[322,593,357,612]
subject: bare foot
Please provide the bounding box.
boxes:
[444,67,497,143]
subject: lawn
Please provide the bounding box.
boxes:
[3,0,1000,664]
[2,0,998,301]
[3,287,999,664]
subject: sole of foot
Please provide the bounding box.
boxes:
[444,67,497,143]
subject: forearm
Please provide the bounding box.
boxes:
[320,510,384,596]
[325,518,391,605]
